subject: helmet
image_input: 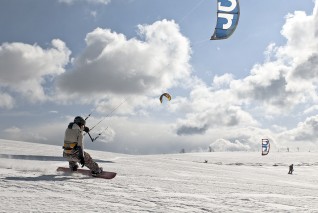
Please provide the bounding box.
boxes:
[74,116,86,126]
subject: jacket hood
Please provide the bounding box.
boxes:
[68,122,83,130]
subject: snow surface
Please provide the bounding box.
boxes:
[1,139,318,212]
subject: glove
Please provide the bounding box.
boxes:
[84,126,90,133]
[80,156,85,167]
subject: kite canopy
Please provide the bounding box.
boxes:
[159,93,171,103]
[261,139,270,156]
[210,0,240,40]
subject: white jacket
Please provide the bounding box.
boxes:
[63,123,84,156]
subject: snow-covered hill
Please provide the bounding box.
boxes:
[1,139,318,212]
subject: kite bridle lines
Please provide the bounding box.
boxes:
[84,98,128,142]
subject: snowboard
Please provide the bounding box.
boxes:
[57,167,116,179]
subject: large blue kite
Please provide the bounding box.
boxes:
[211,0,240,40]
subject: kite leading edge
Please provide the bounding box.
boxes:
[210,0,240,40]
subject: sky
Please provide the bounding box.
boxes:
[0,0,317,154]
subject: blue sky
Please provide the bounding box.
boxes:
[0,0,317,154]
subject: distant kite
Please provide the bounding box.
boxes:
[261,139,270,156]
[211,0,240,40]
[159,93,171,103]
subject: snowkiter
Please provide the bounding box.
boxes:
[63,116,103,176]
[288,164,294,174]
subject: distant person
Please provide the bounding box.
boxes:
[62,116,103,177]
[288,164,294,174]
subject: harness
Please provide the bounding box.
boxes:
[63,141,78,154]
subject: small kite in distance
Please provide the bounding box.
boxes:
[159,93,171,103]
[262,139,270,156]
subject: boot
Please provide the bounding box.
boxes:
[71,164,78,171]
[91,167,103,177]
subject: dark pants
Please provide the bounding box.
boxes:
[63,151,100,173]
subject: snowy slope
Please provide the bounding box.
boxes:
[1,139,318,212]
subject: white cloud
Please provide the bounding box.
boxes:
[90,11,97,18]
[209,138,250,152]
[2,121,67,145]
[231,61,296,114]
[175,105,258,136]
[278,115,318,143]
[0,93,14,109]
[49,111,59,114]
[304,105,318,114]
[0,39,71,103]
[228,4,318,115]
[173,81,258,136]
[4,126,21,134]
[94,126,115,143]
[212,73,234,90]
[56,20,191,98]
